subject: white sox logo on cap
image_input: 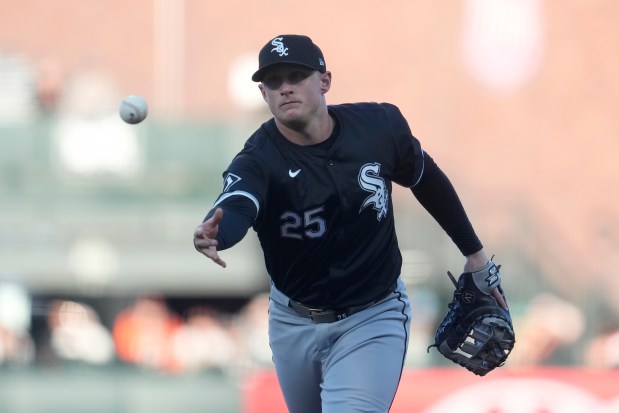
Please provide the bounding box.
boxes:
[271,37,288,57]
[252,34,327,82]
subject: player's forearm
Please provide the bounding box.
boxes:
[411,153,482,256]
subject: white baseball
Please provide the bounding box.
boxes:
[119,95,148,124]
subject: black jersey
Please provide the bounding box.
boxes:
[214,102,424,308]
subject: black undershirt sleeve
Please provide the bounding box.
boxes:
[203,196,256,251]
[411,152,483,256]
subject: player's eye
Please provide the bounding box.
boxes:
[287,70,311,84]
[262,74,284,90]
[262,70,313,90]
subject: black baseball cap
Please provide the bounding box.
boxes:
[252,34,326,82]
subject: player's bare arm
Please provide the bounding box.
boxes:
[193,207,226,268]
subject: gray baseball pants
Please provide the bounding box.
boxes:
[268,277,411,413]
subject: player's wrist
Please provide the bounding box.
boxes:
[463,249,488,272]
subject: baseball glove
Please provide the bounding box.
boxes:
[428,260,515,376]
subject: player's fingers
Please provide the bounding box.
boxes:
[193,210,225,266]
[212,207,224,222]
[205,246,227,268]
[200,208,224,238]
[491,287,509,312]
[193,225,206,239]
[194,237,218,250]
[194,238,226,267]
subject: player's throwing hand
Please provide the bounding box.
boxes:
[193,208,226,268]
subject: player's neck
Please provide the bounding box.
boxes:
[275,111,334,146]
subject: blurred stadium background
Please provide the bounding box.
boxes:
[0,0,618,412]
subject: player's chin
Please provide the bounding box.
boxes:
[283,118,308,131]
[277,111,306,129]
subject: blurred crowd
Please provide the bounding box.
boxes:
[1,280,619,374]
[0,282,272,375]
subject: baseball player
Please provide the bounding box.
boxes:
[194,34,508,412]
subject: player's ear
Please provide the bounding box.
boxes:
[320,71,332,94]
[258,84,268,101]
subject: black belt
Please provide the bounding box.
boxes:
[288,282,397,323]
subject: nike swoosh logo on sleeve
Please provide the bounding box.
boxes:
[288,169,301,178]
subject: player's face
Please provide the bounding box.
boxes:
[259,64,331,129]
